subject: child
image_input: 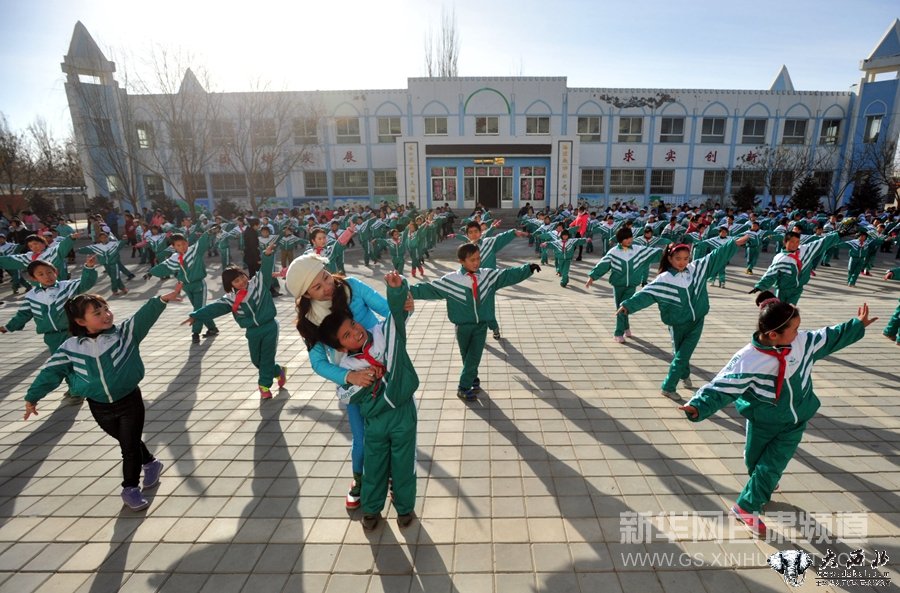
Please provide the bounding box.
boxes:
[0,233,24,294]
[586,227,663,342]
[78,231,130,295]
[698,226,733,288]
[843,231,872,287]
[742,220,766,274]
[882,266,900,345]
[617,235,751,399]
[753,230,840,304]
[305,226,355,275]
[679,291,876,536]
[541,229,586,287]
[371,229,407,273]
[409,243,541,401]
[319,271,418,531]
[405,221,425,277]
[633,226,671,286]
[150,231,219,343]
[184,243,286,399]
[0,233,77,282]
[23,283,184,511]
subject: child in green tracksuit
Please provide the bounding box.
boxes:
[371,229,407,273]
[150,230,219,343]
[23,283,184,511]
[697,226,733,288]
[586,227,663,342]
[305,227,355,274]
[842,232,873,287]
[320,271,418,531]
[753,230,840,305]
[77,231,130,295]
[883,266,900,345]
[618,235,751,399]
[679,291,874,537]
[408,243,541,401]
[0,233,76,281]
[541,230,586,287]
[633,226,670,286]
[742,221,766,274]
[185,244,287,399]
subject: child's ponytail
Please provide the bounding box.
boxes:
[756,290,799,335]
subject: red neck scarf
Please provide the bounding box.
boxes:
[360,341,386,397]
[232,289,248,313]
[468,272,478,301]
[31,251,40,261]
[178,253,185,267]
[787,250,801,273]
[753,346,792,400]
[315,246,323,255]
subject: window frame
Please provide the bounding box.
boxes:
[781,119,808,145]
[741,118,768,145]
[424,116,448,136]
[332,170,369,196]
[525,116,550,135]
[659,117,684,143]
[292,117,317,145]
[701,170,727,195]
[135,122,154,149]
[580,168,605,194]
[609,168,645,194]
[335,117,361,144]
[864,115,883,144]
[818,119,841,145]
[304,171,328,197]
[377,116,401,143]
[649,169,675,194]
[577,116,602,143]
[373,169,398,196]
[617,117,643,143]
[700,117,726,144]
[475,116,499,136]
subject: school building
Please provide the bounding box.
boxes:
[63,20,900,212]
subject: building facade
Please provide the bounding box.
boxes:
[63,20,900,213]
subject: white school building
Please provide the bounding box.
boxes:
[63,20,900,213]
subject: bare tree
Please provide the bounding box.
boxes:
[733,144,835,209]
[0,114,33,210]
[823,136,898,211]
[218,86,322,212]
[424,5,460,77]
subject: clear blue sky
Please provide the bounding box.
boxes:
[0,0,897,137]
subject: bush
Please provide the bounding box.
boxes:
[215,198,241,220]
[25,193,58,222]
[789,176,823,212]
[150,194,180,220]
[87,195,114,215]
[731,183,759,211]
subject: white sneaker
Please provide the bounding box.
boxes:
[624,330,633,338]
[661,390,682,400]
[614,335,625,344]
[682,377,693,389]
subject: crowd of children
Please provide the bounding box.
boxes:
[1,198,899,538]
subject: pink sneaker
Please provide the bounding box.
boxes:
[277,367,287,389]
[731,504,766,537]
[624,330,633,338]
[259,386,273,399]
[614,335,625,344]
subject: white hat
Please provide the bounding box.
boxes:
[285,254,329,297]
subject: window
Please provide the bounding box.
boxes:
[135,123,154,149]
[377,117,401,143]
[293,117,317,144]
[701,118,726,143]
[373,170,398,196]
[431,166,457,202]
[333,170,369,196]
[618,117,643,143]
[182,174,207,200]
[781,119,807,145]
[609,169,645,194]
[650,169,675,194]
[335,117,361,144]
[771,170,794,195]
[106,175,121,197]
[812,171,832,192]
[250,172,276,197]
[577,116,602,143]
[304,171,328,196]
[659,117,684,143]
[819,119,841,145]
[425,116,448,136]
[93,118,114,145]
[702,170,727,195]
[580,168,604,193]
[742,118,767,144]
[210,120,234,147]
[170,121,193,146]
[475,116,499,135]
[251,119,276,147]
[210,173,247,199]
[864,115,882,143]
[526,116,550,135]
[519,166,546,201]
[143,175,165,197]
[731,170,764,191]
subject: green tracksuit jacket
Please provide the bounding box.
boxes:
[25,296,170,403]
[754,232,840,304]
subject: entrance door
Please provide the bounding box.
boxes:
[478,177,500,208]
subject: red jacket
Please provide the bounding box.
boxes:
[569,212,589,237]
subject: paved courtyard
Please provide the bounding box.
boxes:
[0,234,897,593]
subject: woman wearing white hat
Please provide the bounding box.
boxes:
[286,253,406,510]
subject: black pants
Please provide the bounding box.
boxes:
[88,388,154,488]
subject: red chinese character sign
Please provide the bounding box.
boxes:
[623,149,635,162]
[343,151,356,163]
[744,150,759,163]
[665,149,676,162]
[705,150,717,163]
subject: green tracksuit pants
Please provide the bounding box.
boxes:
[220,247,231,268]
[745,248,760,271]
[614,286,635,337]
[247,319,282,389]
[361,238,371,265]
[736,419,806,512]
[662,318,704,392]
[847,257,865,286]
[185,280,217,335]
[104,264,125,293]
[391,256,404,274]
[558,258,573,287]
[883,299,900,344]
[456,322,487,389]
[362,397,417,515]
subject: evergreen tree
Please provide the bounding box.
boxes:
[847,176,883,215]
[789,175,823,212]
[731,183,759,211]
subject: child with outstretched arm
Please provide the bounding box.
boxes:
[408,243,541,401]
[679,291,876,537]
